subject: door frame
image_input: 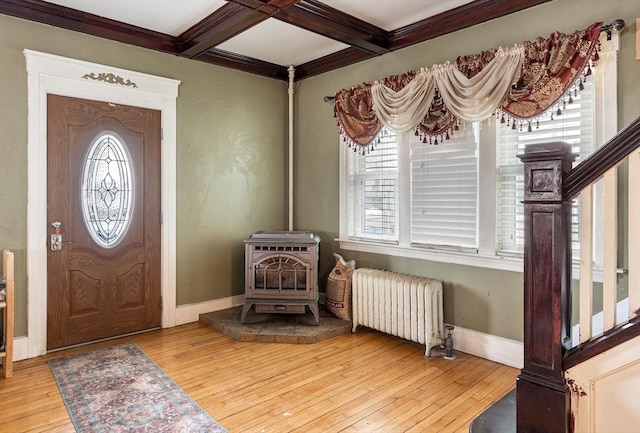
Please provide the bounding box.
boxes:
[24,50,180,358]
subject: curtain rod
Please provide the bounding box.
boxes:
[601,19,625,40]
[322,19,625,102]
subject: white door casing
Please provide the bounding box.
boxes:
[24,50,179,358]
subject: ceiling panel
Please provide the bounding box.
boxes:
[42,0,227,36]
[217,18,349,67]
[320,0,476,31]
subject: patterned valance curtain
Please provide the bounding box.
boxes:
[334,22,602,151]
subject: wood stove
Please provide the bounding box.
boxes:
[241,231,320,325]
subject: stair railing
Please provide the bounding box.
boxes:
[515,116,640,433]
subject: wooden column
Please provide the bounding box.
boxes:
[516,142,575,433]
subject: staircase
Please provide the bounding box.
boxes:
[471,116,640,433]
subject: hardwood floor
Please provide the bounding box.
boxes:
[0,322,518,432]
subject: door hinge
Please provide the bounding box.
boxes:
[160,296,163,310]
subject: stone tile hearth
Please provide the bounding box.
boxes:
[200,306,352,344]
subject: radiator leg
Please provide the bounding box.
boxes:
[427,343,444,358]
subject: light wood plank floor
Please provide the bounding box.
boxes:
[0,322,518,432]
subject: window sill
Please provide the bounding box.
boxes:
[337,238,524,273]
[337,239,605,283]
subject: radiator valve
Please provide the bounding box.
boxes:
[444,325,455,360]
[427,325,455,360]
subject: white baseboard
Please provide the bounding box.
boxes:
[176,297,524,368]
[174,296,523,368]
[10,295,245,362]
[11,336,30,362]
[450,324,523,369]
[11,298,523,370]
[175,295,245,326]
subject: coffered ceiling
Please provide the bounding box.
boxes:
[0,0,551,80]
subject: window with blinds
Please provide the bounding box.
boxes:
[410,124,479,249]
[338,34,616,271]
[496,78,595,255]
[348,128,399,241]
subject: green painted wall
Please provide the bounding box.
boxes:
[0,15,288,336]
[294,0,640,341]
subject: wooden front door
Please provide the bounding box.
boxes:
[47,95,161,350]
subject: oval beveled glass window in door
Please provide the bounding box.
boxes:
[81,132,134,248]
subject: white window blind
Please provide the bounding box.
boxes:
[497,78,595,255]
[410,124,479,249]
[347,128,399,241]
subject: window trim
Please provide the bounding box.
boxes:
[337,237,524,272]
[337,32,618,274]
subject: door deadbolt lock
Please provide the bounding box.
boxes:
[51,221,63,251]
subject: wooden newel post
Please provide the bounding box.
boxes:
[516,142,576,433]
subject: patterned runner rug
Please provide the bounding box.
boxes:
[48,343,226,432]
